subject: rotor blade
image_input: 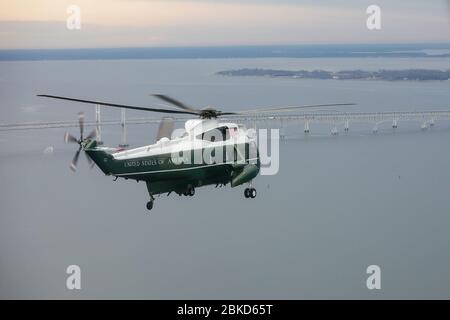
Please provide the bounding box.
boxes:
[151,94,199,113]
[233,103,356,114]
[78,112,84,139]
[37,95,199,116]
[70,147,81,172]
[85,152,95,168]
[156,117,175,141]
[217,111,239,116]
[64,132,78,144]
[85,129,96,140]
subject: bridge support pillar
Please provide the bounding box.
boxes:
[421,122,428,130]
[392,119,398,129]
[95,104,103,145]
[430,118,435,127]
[331,126,338,136]
[119,108,129,148]
[373,124,378,134]
[304,120,310,134]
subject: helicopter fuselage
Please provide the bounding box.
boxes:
[84,120,260,198]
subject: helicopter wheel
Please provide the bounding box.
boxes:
[244,188,256,199]
[184,185,195,196]
[146,200,154,211]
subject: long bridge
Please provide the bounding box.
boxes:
[224,110,450,134]
[2,108,450,143]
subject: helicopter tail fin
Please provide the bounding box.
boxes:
[83,140,115,175]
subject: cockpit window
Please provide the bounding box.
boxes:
[197,126,231,142]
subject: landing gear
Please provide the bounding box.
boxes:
[146,194,155,211]
[244,187,257,199]
[183,185,195,196]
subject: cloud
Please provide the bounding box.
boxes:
[0,21,164,49]
[0,0,449,49]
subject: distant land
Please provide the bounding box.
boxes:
[1,44,450,61]
[216,68,450,81]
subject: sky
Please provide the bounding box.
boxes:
[0,0,449,49]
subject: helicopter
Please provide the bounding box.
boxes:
[37,94,353,211]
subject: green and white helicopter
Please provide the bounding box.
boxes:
[38,94,352,210]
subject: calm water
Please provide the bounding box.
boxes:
[1,57,450,298]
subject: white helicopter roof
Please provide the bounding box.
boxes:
[184,119,239,134]
[185,119,218,133]
[112,119,246,160]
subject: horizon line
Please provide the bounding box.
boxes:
[1,42,450,52]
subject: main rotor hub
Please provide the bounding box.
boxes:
[199,109,219,119]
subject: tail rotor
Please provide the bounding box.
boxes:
[65,112,96,172]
